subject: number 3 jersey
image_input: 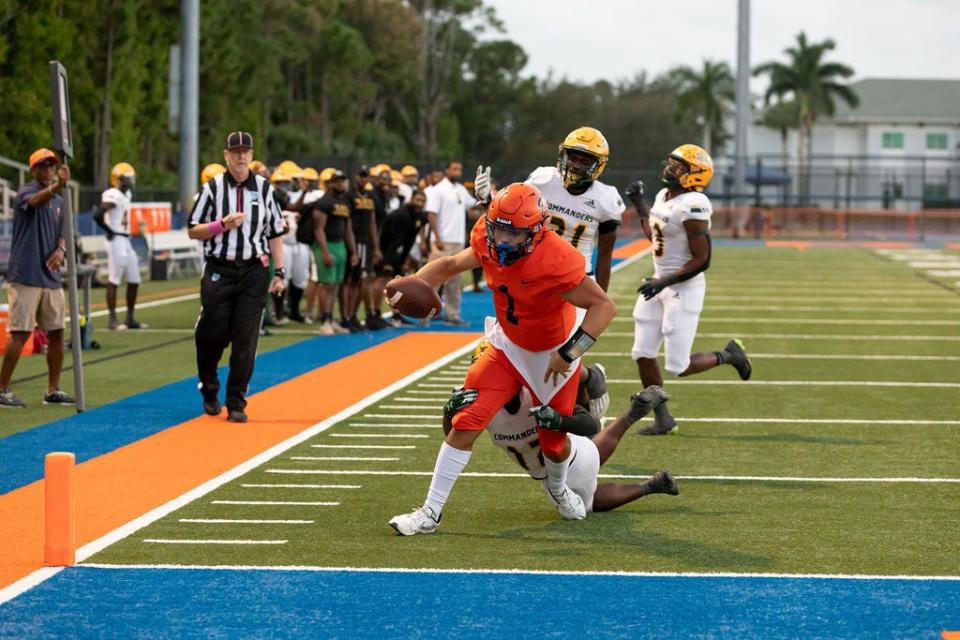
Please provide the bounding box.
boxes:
[648,188,713,277]
[525,167,625,270]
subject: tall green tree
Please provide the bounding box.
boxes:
[753,32,858,202]
[667,59,734,153]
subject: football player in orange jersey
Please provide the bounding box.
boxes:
[389,183,617,536]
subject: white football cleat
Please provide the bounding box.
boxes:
[542,483,586,520]
[389,505,441,536]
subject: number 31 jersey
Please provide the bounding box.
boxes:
[648,188,712,277]
[526,167,625,270]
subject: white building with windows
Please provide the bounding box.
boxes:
[725,78,960,209]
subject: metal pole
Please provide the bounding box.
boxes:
[734,0,750,217]
[178,0,199,215]
[61,171,85,411]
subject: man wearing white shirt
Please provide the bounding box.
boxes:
[425,161,476,326]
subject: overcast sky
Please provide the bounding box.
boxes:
[483,0,957,89]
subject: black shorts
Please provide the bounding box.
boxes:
[375,260,404,279]
[344,241,375,282]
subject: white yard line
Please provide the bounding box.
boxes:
[0,337,482,607]
[394,397,446,402]
[262,469,960,484]
[76,562,960,582]
[359,413,439,419]
[290,456,400,462]
[310,444,416,450]
[606,379,960,388]
[675,294,960,304]
[178,519,314,524]
[634,417,960,425]
[603,332,960,342]
[405,390,456,395]
[612,303,957,314]
[330,433,430,439]
[588,352,960,362]
[611,317,960,326]
[143,539,287,545]
[345,423,440,429]
[240,484,362,489]
[211,500,340,506]
[380,404,444,410]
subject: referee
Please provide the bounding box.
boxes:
[187,131,287,423]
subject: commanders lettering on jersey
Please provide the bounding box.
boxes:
[491,426,539,443]
[546,201,597,223]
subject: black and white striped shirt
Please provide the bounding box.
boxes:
[188,171,287,261]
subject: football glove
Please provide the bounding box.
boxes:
[624,180,644,209]
[443,387,478,419]
[638,277,668,300]
[474,165,492,204]
[582,363,610,420]
[529,405,562,431]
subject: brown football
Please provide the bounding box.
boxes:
[385,276,442,319]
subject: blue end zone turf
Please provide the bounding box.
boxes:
[1,567,957,639]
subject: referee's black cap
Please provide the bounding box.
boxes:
[225,131,254,150]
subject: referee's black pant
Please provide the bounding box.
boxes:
[195,258,270,411]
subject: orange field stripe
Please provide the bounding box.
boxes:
[0,332,478,590]
[945,243,960,251]
[612,238,651,259]
[767,241,810,249]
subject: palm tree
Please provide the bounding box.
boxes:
[753,32,859,203]
[668,60,735,153]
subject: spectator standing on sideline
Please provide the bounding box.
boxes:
[425,160,476,326]
[340,166,382,331]
[187,131,287,423]
[94,162,146,330]
[379,189,427,281]
[308,170,356,336]
[0,148,75,409]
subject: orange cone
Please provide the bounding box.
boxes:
[44,452,75,566]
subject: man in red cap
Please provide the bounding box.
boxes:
[0,149,75,408]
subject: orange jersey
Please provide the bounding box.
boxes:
[470,217,586,351]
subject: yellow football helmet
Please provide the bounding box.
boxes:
[270,169,291,184]
[661,144,714,191]
[200,163,226,185]
[110,162,136,188]
[319,167,336,183]
[302,167,320,181]
[400,165,419,177]
[472,339,492,363]
[557,127,609,189]
[276,160,303,180]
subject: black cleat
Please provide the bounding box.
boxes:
[227,409,248,423]
[203,399,222,416]
[725,339,752,381]
[635,399,678,435]
[646,469,679,496]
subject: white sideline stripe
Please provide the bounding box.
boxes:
[606,379,960,388]
[928,269,960,277]
[76,563,960,582]
[331,433,429,439]
[346,423,440,429]
[144,539,287,545]
[612,317,960,326]
[64,292,201,324]
[241,484,362,489]
[290,456,400,462]
[638,417,960,426]
[381,404,443,409]
[0,337,483,607]
[211,500,340,506]
[589,352,960,362]
[178,519,314,524]
[310,444,416,450]
[605,332,960,342]
[361,413,438,419]
[263,469,960,484]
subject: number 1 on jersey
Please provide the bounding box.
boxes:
[652,221,665,257]
[497,285,519,325]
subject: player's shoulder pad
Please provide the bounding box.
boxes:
[101,187,122,204]
[525,166,558,187]
[679,191,713,217]
[594,181,626,217]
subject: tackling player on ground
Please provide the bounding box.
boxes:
[625,145,752,435]
[388,183,617,535]
[442,344,678,515]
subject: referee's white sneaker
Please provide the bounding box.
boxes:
[389,505,441,536]
[542,483,586,520]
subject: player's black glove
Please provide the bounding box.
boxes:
[443,387,478,419]
[624,180,645,209]
[529,405,562,431]
[638,277,669,300]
